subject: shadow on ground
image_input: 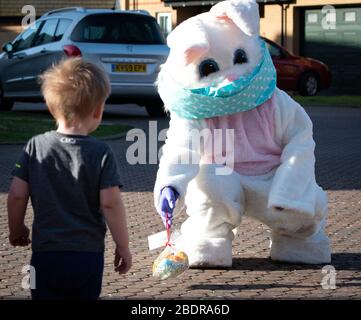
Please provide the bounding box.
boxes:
[189,281,361,291]
[230,253,361,271]
[187,253,361,292]
[189,283,315,290]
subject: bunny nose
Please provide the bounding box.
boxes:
[226,74,238,82]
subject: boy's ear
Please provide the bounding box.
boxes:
[93,103,104,119]
[210,0,260,36]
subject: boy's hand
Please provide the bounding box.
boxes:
[114,246,132,274]
[9,224,31,247]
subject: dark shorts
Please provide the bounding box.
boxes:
[30,251,104,300]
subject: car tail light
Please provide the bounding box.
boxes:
[63,45,82,57]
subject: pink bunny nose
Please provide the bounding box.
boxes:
[225,74,238,82]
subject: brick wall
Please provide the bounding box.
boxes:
[0,23,21,45]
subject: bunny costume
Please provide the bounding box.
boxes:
[154,0,331,267]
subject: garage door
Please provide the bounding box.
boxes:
[303,7,361,94]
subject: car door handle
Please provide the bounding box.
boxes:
[40,48,47,54]
[15,54,25,59]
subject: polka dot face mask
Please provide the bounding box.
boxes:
[158,40,277,120]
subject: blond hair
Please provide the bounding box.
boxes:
[40,58,110,121]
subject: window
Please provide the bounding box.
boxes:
[157,13,172,37]
[266,41,281,58]
[345,11,356,22]
[83,26,106,41]
[12,21,41,52]
[307,13,318,23]
[54,19,72,41]
[33,19,58,46]
[71,13,166,45]
[325,11,336,24]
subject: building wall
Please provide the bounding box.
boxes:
[176,5,211,24]
[0,23,21,46]
[120,0,177,29]
[135,0,361,55]
[130,0,361,54]
[2,0,361,50]
[260,0,361,54]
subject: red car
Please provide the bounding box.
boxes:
[263,38,332,96]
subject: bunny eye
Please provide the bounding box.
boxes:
[199,59,220,78]
[234,49,248,64]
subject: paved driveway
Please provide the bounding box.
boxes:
[0,102,360,299]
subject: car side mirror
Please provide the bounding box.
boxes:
[2,42,13,54]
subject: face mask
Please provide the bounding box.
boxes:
[158,40,277,120]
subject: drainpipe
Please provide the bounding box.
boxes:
[133,0,138,10]
[280,3,290,47]
[284,4,290,48]
[280,4,284,46]
[114,0,122,10]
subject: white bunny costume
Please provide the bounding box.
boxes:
[154,0,331,267]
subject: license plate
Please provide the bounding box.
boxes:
[112,63,147,73]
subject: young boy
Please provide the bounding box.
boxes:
[7,58,132,300]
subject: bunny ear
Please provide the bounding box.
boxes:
[166,17,209,65]
[210,0,260,36]
[182,44,209,65]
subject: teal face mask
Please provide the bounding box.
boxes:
[158,40,277,120]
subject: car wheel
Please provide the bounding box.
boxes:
[145,100,167,117]
[0,86,14,111]
[299,72,319,96]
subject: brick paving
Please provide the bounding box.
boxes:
[0,105,361,299]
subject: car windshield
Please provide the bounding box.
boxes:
[12,21,41,52]
[71,13,166,45]
[265,41,281,58]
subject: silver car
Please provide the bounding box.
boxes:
[0,7,170,116]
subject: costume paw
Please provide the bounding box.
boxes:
[270,207,317,239]
[270,228,331,264]
[179,237,233,268]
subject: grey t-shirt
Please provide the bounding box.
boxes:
[11,131,122,253]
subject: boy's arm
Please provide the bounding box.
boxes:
[7,177,31,246]
[100,186,132,274]
[100,186,129,248]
